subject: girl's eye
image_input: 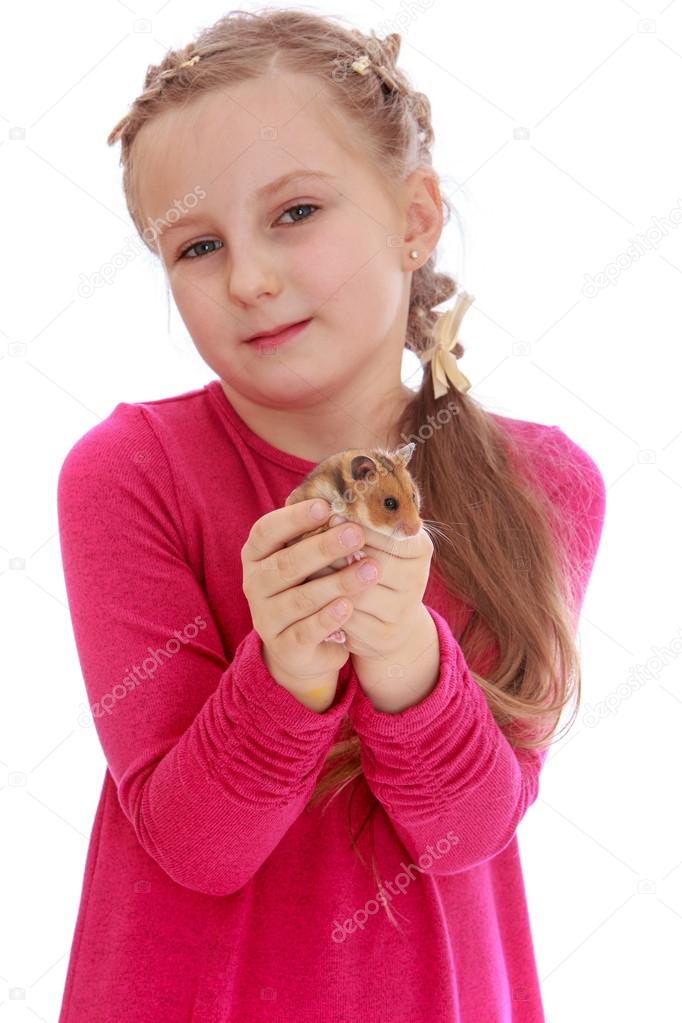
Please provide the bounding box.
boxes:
[179,239,222,260]
[276,202,320,225]
[177,202,320,261]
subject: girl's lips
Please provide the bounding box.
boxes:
[245,318,312,349]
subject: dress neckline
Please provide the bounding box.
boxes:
[206,379,319,474]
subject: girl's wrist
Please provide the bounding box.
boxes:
[352,607,440,713]
[262,646,341,713]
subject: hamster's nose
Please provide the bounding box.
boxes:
[400,523,421,537]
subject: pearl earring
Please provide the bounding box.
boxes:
[409,249,419,259]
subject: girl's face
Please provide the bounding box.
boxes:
[134,70,439,453]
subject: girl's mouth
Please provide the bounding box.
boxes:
[245,318,313,350]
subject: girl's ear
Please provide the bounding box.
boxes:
[400,166,444,264]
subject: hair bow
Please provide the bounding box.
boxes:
[419,289,475,398]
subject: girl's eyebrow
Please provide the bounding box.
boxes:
[255,168,337,200]
[157,169,337,240]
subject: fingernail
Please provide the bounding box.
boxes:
[331,599,349,620]
[357,561,377,581]
[340,526,361,548]
[310,501,328,521]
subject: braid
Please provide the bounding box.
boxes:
[108,45,206,148]
[363,35,456,351]
[346,31,435,149]
[346,30,407,100]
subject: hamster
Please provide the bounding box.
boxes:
[283,442,423,644]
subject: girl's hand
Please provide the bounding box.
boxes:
[327,514,434,660]
[241,500,379,707]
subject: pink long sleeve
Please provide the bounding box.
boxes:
[346,425,606,874]
[57,405,355,898]
[56,380,606,1023]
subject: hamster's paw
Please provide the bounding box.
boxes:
[323,629,347,643]
[345,550,367,564]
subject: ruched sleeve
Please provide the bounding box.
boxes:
[346,425,606,873]
[57,405,355,897]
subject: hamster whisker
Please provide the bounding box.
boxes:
[420,519,459,555]
[421,521,451,555]
[422,515,467,540]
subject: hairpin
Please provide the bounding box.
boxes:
[179,54,201,69]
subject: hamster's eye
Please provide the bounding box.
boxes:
[384,497,398,512]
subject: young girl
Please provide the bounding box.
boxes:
[56,10,606,1023]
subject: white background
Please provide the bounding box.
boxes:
[2,1,680,1020]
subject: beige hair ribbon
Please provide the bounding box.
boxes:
[419,290,475,398]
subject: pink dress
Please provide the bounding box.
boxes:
[56,379,606,1022]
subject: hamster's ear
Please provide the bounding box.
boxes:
[394,442,416,466]
[350,454,378,481]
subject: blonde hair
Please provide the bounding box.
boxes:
[108,7,585,930]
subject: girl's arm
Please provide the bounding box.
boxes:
[345,426,607,873]
[57,406,354,898]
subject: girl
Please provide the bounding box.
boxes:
[57,9,606,1023]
